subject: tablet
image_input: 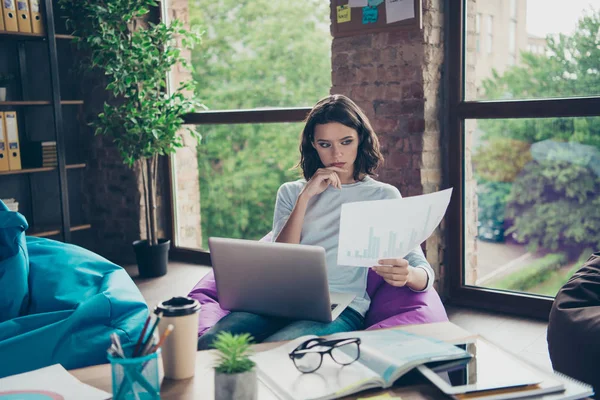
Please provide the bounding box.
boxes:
[417,338,544,395]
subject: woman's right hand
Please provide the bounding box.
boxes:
[300,167,347,199]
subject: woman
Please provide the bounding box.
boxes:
[197,94,434,350]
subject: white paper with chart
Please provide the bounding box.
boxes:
[337,188,452,267]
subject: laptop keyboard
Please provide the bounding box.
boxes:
[331,303,338,310]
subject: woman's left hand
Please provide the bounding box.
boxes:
[371,258,413,287]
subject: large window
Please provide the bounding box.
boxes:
[169,0,332,255]
[196,123,303,250]
[466,117,600,297]
[189,0,331,110]
[449,1,600,318]
[468,0,600,101]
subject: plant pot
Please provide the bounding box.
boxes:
[132,239,170,278]
[214,370,257,400]
[0,87,6,101]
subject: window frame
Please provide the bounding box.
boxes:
[447,0,600,319]
[168,108,311,266]
[160,1,325,265]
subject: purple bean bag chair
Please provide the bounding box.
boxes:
[188,234,448,337]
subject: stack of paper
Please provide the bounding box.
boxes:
[1,198,18,212]
[0,364,110,400]
[42,141,57,167]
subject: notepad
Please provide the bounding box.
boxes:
[0,364,110,400]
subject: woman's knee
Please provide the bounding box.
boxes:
[197,332,216,351]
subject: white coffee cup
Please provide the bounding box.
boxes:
[155,296,201,380]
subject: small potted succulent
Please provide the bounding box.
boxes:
[0,74,15,101]
[213,332,257,400]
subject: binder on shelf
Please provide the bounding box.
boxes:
[4,111,22,170]
[16,0,32,33]
[28,0,42,34]
[2,0,18,32]
[22,140,57,168]
[0,113,9,172]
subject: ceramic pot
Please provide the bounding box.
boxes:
[132,239,170,277]
[214,370,257,400]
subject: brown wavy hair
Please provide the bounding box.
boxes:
[298,94,383,181]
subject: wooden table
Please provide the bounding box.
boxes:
[70,321,476,399]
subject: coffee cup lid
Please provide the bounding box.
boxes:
[155,296,200,317]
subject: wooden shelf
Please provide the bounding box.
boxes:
[0,31,77,41]
[0,31,45,40]
[0,100,84,106]
[66,163,87,170]
[28,223,92,238]
[0,163,86,176]
[71,224,92,233]
[55,34,77,40]
[28,227,61,237]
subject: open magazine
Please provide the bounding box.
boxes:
[251,329,471,400]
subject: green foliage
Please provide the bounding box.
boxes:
[190,0,331,245]
[476,180,512,241]
[506,160,600,255]
[58,0,204,166]
[478,9,600,149]
[491,248,593,296]
[489,252,568,292]
[58,0,205,244]
[481,9,600,101]
[213,332,256,374]
[197,124,301,247]
[473,9,600,255]
[473,138,531,182]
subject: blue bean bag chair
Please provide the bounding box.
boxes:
[0,200,148,378]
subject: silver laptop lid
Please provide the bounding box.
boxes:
[208,237,334,322]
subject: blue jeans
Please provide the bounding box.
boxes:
[197,308,364,350]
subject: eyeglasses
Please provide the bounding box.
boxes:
[289,337,361,373]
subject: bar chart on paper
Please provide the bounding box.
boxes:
[337,189,452,267]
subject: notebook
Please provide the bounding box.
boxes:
[251,329,471,400]
[0,364,110,400]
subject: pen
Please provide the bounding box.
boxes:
[140,311,163,356]
[148,324,174,354]
[111,333,125,358]
[133,315,152,357]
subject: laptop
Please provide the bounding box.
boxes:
[208,237,355,323]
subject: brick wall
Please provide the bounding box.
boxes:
[80,74,141,264]
[166,0,203,249]
[79,6,180,264]
[464,0,478,285]
[331,0,447,292]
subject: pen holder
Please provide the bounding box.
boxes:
[108,344,163,400]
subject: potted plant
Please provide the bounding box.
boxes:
[57,0,205,277]
[0,74,15,101]
[213,332,258,400]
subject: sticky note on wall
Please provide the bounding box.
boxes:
[362,6,378,24]
[337,4,351,23]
